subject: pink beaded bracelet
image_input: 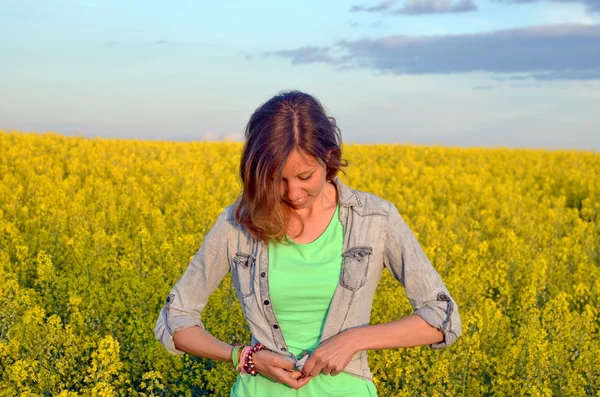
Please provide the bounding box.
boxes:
[242,343,267,377]
[239,346,252,375]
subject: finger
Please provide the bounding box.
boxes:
[287,375,312,390]
[301,356,315,377]
[272,366,305,381]
[309,361,326,377]
[271,367,298,387]
[297,375,312,387]
[288,370,305,380]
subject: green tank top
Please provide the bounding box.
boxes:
[230,204,378,396]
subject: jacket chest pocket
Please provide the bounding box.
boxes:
[232,253,255,298]
[340,247,373,291]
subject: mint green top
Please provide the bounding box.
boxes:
[230,204,377,397]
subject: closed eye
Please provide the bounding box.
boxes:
[299,174,313,181]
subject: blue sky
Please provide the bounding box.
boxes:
[1,0,599,150]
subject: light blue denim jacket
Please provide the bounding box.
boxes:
[154,177,462,380]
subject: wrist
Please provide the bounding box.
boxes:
[240,343,264,376]
[230,344,245,369]
[344,327,366,353]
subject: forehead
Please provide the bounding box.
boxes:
[280,150,320,175]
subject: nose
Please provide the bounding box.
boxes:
[281,180,305,201]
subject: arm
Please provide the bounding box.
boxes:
[165,285,311,390]
[381,202,461,348]
[302,202,461,377]
[172,325,234,362]
[154,208,311,389]
[346,314,443,350]
[301,315,443,377]
[154,209,231,355]
[167,286,311,390]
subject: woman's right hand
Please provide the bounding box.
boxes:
[252,350,312,390]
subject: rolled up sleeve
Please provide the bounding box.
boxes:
[383,202,462,349]
[154,209,231,355]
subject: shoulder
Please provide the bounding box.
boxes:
[200,201,254,254]
[198,202,255,257]
[217,201,241,230]
[219,200,254,238]
[222,202,237,224]
[343,185,393,217]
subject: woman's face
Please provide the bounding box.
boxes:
[278,149,329,210]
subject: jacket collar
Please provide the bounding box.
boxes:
[331,176,362,208]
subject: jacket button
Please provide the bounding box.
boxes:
[273,324,279,329]
[260,272,266,277]
[263,300,270,305]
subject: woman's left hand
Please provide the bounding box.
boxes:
[301,330,358,377]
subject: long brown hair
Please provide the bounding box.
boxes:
[234,90,347,243]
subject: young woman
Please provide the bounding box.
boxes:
[154,90,462,396]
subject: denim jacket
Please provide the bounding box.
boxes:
[154,177,462,380]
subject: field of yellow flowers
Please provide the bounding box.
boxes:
[0,130,598,396]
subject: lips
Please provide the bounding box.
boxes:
[288,196,307,205]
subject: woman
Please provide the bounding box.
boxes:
[154,90,462,396]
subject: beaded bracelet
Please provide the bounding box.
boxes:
[242,343,267,377]
[239,346,252,375]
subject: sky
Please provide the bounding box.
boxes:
[1,0,599,150]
